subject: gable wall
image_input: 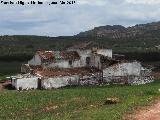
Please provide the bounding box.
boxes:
[28,54,42,66]
[103,62,142,77]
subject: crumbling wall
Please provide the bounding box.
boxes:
[41,75,79,89]
[77,50,92,67]
[46,60,81,69]
[103,61,154,85]
[79,72,103,85]
[14,77,39,90]
[97,49,112,58]
[103,62,142,77]
[41,71,103,89]
[47,60,70,68]
[90,55,101,69]
[21,64,31,73]
[104,76,153,85]
[128,76,154,85]
[28,54,42,66]
[72,60,81,68]
[11,78,16,87]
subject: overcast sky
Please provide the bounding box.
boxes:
[0,0,160,36]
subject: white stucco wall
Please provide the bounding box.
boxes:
[13,77,39,90]
[80,55,89,67]
[90,55,101,69]
[46,60,81,69]
[21,65,31,73]
[72,60,81,68]
[11,78,16,87]
[42,75,79,89]
[28,54,42,65]
[47,60,69,68]
[42,73,102,89]
[97,49,112,58]
[77,50,92,67]
[103,62,142,78]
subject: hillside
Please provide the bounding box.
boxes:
[77,21,160,39]
[1,21,160,74]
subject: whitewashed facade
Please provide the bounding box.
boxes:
[25,49,112,71]
[41,75,79,89]
[103,61,142,77]
[12,70,103,90]
[12,76,40,90]
[103,61,153,85]
[46,60,81,69]
[28,54,42,66]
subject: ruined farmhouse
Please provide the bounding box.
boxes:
[11,43,154,90]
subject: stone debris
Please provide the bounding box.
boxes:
[0,84,4,91]
[104,97,120,104]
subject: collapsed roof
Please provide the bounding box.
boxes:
[97,54,118,68]
[36,67,102,77]
[37,51,80,62]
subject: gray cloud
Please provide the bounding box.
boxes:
[0,20,54,30]
[0,0,160,36]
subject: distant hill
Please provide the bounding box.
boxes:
[77,21,160,39]
[1,21,160,62]
[0,35,91,58]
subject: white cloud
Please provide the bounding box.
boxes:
[78,0,107,6]
[125,0,160,5]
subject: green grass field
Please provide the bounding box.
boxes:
[0,80,160,120]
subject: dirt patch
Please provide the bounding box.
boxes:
[65,102,102,118]
[42,104,59,112]
[80,103,102,110]
[0,84,4,91]
[151,72,160,79]
[125,100,160,120]
[63,96,86,105]
[0,80,13,90]
[0,80,11,91]
[72,96,86,102]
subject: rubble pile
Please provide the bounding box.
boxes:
[130,76,154,85]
